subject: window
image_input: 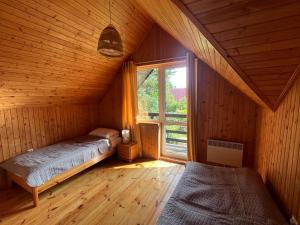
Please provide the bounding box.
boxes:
[137,68,159,121]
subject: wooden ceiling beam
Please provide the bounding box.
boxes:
[274,63,300,110]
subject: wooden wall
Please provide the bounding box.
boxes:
[98,74,123,130]
[0,104,100,162]
[255,75,300,221]
[102,24,258,165]
[197,60,257,167]
[0,0,153,166]
[133,24,187,64]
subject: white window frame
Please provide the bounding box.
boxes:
[136,60,187,160]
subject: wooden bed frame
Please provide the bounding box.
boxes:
[7,148,116,207]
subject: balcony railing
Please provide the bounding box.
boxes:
[146,112,187,145]
[148,112,187,119]
[166,132,187,144]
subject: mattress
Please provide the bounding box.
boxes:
[158,162,288,225]
[0,135,121,187]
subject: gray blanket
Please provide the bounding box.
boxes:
[0,135,119,187]
[158,162,288,225]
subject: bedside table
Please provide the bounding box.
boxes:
[117,142,139,162]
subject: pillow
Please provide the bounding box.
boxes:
[89,128,119,139]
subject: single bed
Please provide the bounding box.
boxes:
[158,162,288,225]
[0,128,121,206]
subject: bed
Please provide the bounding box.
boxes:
[158,162,288,225]
[0,128,121,206]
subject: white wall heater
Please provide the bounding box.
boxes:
[207,139,243,167]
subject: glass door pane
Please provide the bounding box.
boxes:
[137,68,159,121]
[163,66,187,159]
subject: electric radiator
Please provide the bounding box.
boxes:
[207,139,243,167]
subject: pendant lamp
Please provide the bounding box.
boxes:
[97,0,123,57]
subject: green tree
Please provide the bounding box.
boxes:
[137,69,159,120]
[137,68,187,145]
[137,68,187,121]
[165,68,187,121]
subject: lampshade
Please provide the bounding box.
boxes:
[97,24,123,57]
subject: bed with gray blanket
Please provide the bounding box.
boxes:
[158,162,288,225]
[1,135,121,187]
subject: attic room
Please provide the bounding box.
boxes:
[0,0,299,224]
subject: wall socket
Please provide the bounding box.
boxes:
[290,216,298,225]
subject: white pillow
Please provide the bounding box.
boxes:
[89,128,119,139]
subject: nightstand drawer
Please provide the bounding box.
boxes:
[118,143,139,162]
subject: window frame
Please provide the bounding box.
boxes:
[136,60,188,160]
[136,60,186,124]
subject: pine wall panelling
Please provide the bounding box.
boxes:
[133,24,187,64]
[197,60,257,167]
[0,104,101,163]
[98,73,123,130]
[255,75,300,221]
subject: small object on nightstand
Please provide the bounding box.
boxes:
[118,142,139,162]
[121,129,131,144]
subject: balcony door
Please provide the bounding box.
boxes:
[137,61,187,160]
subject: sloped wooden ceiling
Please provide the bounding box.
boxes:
[178,0,300,110]
[135,0,300,110]
[0,0,152,107]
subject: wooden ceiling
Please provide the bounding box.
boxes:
[1,0,298,110]
[135,0,268,108]
[136,0,300,110]
[0,0,152,107]
[179,0,300,109]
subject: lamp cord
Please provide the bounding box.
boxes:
[109,0,111,24]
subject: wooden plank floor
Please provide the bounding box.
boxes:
[0,159,184,225]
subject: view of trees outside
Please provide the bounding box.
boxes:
[137,67,187,147]
[165,68,187,123]
[137,68,159,121]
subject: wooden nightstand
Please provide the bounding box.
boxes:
[117,142,139,162]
